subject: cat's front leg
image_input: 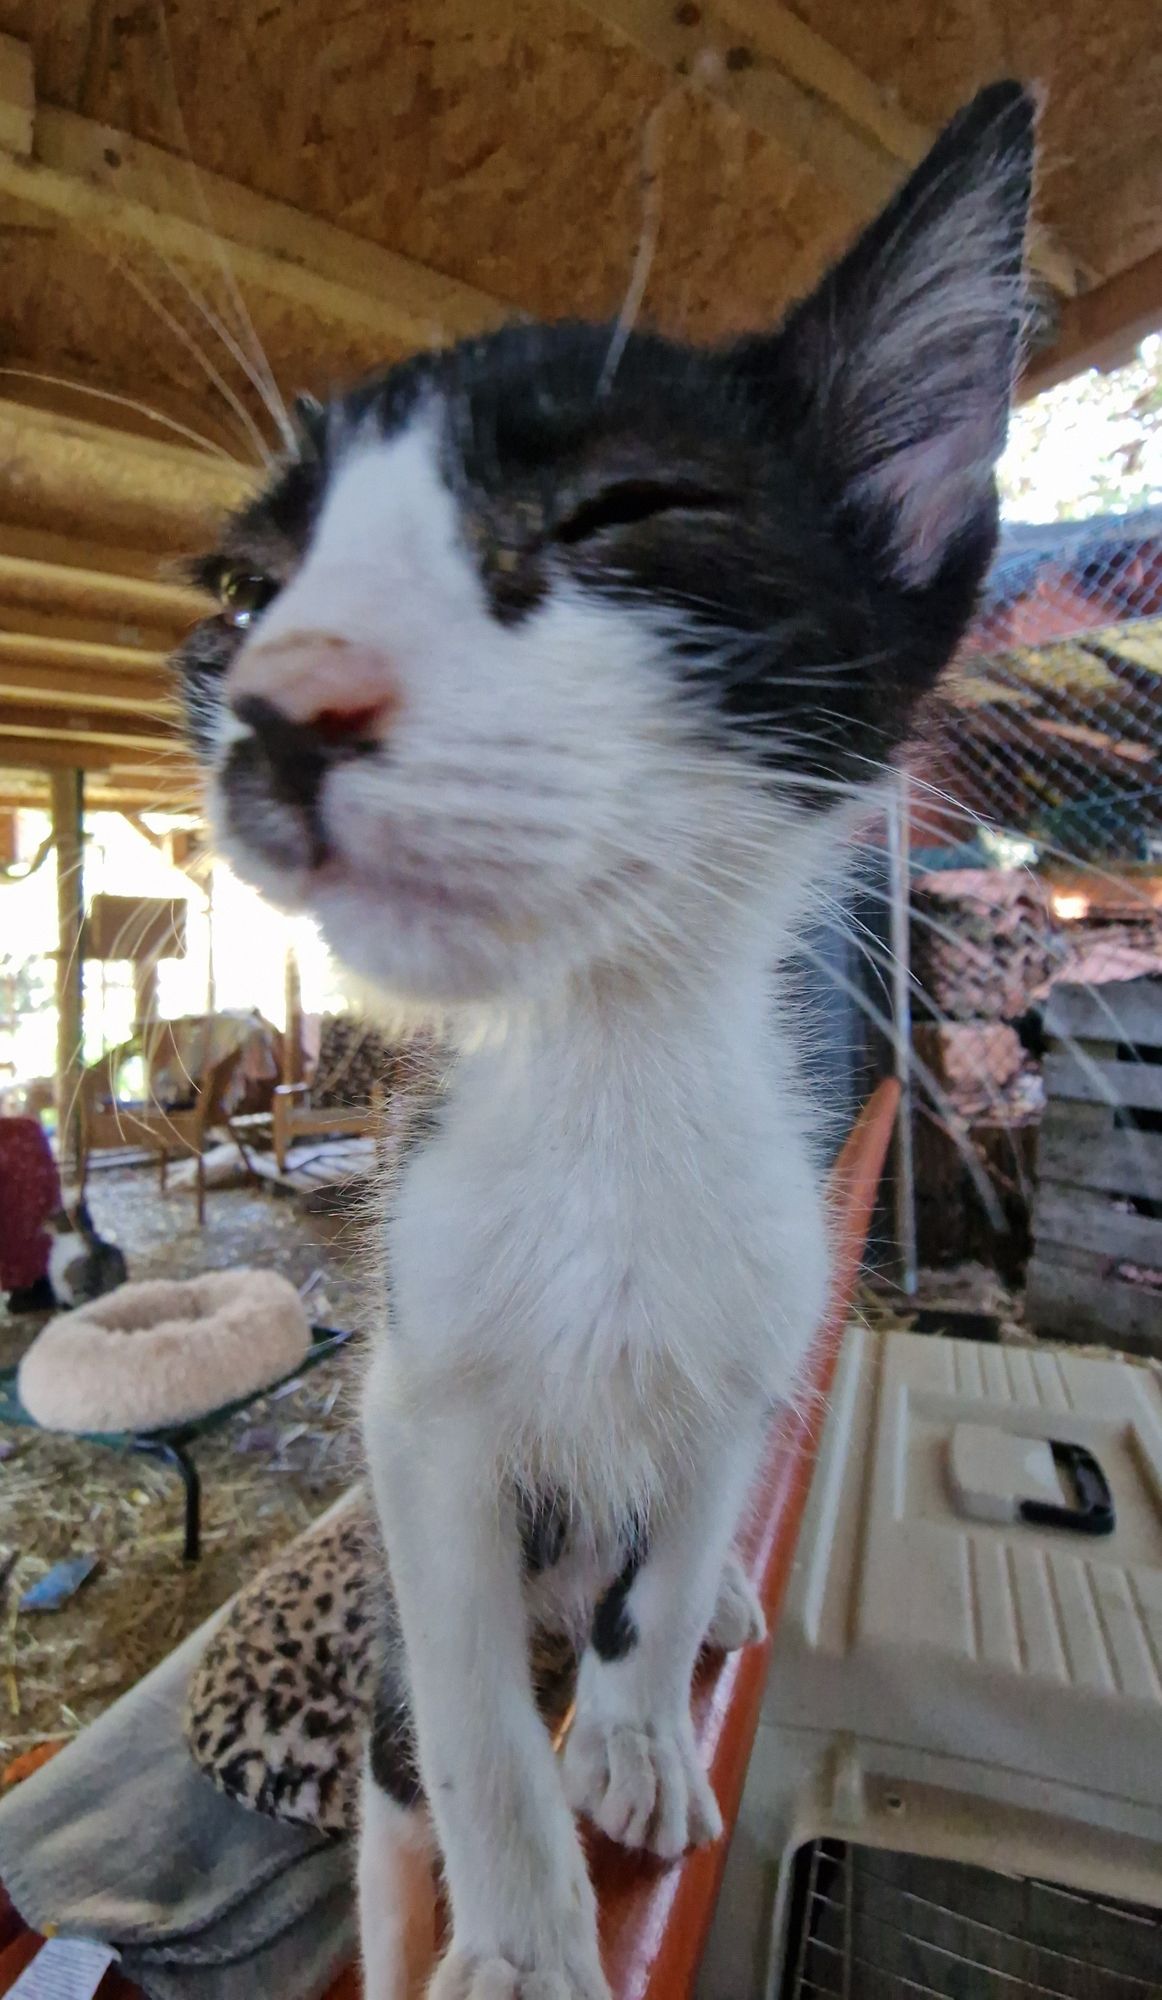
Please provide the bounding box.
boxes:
[562,1428,766,1861]
[363,1355,611,2000]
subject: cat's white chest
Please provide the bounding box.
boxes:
[384,997,830,1510]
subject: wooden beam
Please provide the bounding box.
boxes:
[0,550,203,627]
[1020,245,1162,398]
[0,732,191,775]
[0,412,245,563]
[51,764,84,1176]
[0,703,175,749]
[0,397,251,549]
[575,0,1079,297]
[0,783,193,811]
[37,106,510,350]
[0,736,117,771]
[0,522,181,581]
[0,99,508,420]
[0,629,168,678]
[0,33,33,160]
[0,603,184,653]
[0,665,173,714]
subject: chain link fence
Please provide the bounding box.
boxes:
[899,506,1162,1276]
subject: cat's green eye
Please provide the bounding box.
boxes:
[218,567,280,629]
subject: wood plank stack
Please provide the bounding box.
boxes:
[1027,976,1162,1355]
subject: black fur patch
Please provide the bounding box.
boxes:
[516,1483,569,1575]
[591,1530,648,1662]
[368,1673,423,1809]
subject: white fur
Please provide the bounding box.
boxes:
[213,413,840,1998]
[47,1229,86,1306]
[358,1766,438,2000]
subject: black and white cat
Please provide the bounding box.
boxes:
[48,1199,128,1308]
[177,83,1034,2000]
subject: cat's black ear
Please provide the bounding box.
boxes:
[751,81,1034,590]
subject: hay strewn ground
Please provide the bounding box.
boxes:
[1,1166,373,1761]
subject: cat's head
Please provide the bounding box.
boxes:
[177,83,1033,1014]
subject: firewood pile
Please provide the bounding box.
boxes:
[913,1022,1044,1124]
[911,869,1057,1024]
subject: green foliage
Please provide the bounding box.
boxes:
[1000,335,1162,522]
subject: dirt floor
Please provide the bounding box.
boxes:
[1,1163,374,1763]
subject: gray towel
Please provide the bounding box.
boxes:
[0,1540,358,1999]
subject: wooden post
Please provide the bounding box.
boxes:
[283,941,303,1086]
[51,766,85,1178]
[133,956,159,1035]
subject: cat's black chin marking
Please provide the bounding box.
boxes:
[221,694,382,871]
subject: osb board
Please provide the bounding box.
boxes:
[785,0,1162,286]
[1,0,857,343]
[0,202,436,471]
[4,0,1162,317]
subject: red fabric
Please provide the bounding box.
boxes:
[0,1117,60,1291]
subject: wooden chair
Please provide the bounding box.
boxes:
[271,1077,386,1173]
[79,1034,245,1224]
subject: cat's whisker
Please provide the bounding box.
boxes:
[599,91,674,398]
[153,1,295,450]
[0,367,247,463]
[114,254,273,467]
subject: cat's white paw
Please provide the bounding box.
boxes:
[704,1549,766,1652]
[428,1947,611,2000]
[562,1712,723,1860]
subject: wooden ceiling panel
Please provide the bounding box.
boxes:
[2,0,1159,325]
[2,0,859,343]
[782,0,1162,287]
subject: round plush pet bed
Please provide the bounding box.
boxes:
[17,1269,311,1433]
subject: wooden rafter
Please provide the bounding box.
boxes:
[0,397,251,548]
[0,665,172,713]
[1,101,509,366]
[0,630,167,677]
[0,732,192,775]
[0,524,193,582]
[1021,245,1162,398]
[0,604,184,653]
[0,551,202,627]
[0,703,177,750]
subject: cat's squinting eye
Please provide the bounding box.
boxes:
[552,480,730,546]
[217,567,280,629]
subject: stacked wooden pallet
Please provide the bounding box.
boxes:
[1027,977,1162,1355]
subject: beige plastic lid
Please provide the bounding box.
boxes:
[769,1327,1162,1809]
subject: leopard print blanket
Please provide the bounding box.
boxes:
[185,1501,377,1835]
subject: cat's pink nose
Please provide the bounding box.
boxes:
[227,630,402,740]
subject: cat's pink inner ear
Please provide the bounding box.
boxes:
[767,82,1034,589]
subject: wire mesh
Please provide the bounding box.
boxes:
[784,1841,1162,2000]
[900,506,1162,1281]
